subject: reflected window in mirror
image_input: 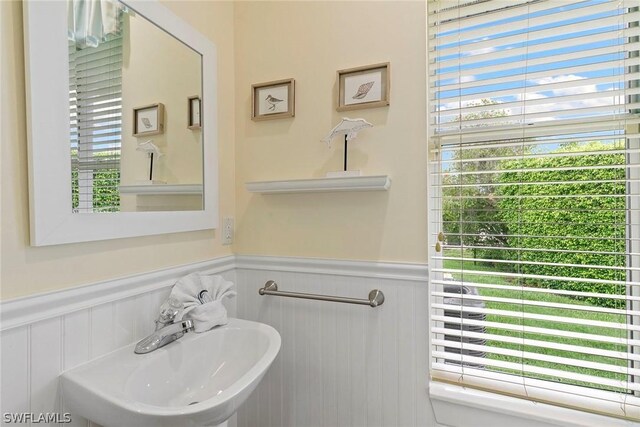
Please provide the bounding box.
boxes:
[68,1,125,213]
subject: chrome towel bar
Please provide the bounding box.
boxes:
[258,280,384,308]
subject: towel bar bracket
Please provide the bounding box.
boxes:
[258,280,384,308]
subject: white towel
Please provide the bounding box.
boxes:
[169,273,236,333]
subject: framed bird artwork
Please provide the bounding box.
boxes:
[133,103,165,136]
[251,78,295,121]
[187,96,202,130]
[337,62,390,112]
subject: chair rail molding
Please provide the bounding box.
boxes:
[235,255,428,282]
[0,256,235,331]
[0,255,428,331]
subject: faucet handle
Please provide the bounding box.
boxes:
[157,297,183,324]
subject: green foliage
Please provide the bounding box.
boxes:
[444,252,627,388]
[443,99,517,262]
[71,168,120,212]
[442,147,512,262]
[93,169,120,212]
[496,142,626,307]
[452,98,509,123]
[71,149,120,212]
[441,99,627,307]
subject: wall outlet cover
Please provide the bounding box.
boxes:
[222,217,234,245]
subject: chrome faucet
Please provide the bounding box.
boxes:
[135,297,194,354]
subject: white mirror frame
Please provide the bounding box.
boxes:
[23,0,218,246]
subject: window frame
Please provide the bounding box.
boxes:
[426,0,640,421]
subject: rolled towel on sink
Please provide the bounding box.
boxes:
[169,273,237,333]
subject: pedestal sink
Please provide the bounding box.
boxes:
[61,318,281,427]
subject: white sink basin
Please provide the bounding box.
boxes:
[61,318,281,427]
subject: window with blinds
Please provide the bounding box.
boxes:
[428,0,640,420]
[69,35,123,213]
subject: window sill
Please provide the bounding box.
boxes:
[429,382,636,427]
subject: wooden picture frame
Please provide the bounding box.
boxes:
[251,78,295,121]
[188,96,201,129]
[133,103,165,137]
[337,62,390,111]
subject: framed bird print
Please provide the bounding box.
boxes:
[188,96,202,129]
[251,78,295,121]
[337,62,390,111]
[133,103,165,137]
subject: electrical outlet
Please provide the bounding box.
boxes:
[222,217,234,245]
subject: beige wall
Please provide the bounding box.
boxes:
[0,0,236,300]
[119,10,204,211]
[233,1,428,263]
[120,12,203,188]
[1,0,428,300]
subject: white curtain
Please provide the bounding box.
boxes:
[68,0,122,48]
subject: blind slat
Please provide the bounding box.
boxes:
[434,291,640,316]
[432,351,640,391]
[434,1,624,45]
[433,13,639,57]
[435,41,640,81]
[431,364,640,413]
[432,339,640,377]
[431,316,640,358]
[432,25,640,71]
[435,115,640,143]
[433,268,640,287]
[431,303,638,332]
[441,245,640,258]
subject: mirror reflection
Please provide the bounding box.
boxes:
[68,0,203,213]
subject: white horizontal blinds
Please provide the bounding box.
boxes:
[69,36,122,213]
[428,0,640,420]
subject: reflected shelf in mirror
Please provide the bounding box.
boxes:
[119,184,203,195]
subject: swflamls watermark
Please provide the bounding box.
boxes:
[2,412,72,424]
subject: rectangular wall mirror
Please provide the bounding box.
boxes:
[23,0,218,246]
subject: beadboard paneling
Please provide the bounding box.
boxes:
[234,262,431,427]
[0,260,236,427]
[0,326,30,417]
[2,255,601,427]
[30,318,63,426]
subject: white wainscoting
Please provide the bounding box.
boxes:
[0,257,236,427]
[232,256,617,427]
[233,256,433,427]
[1,254,589,427]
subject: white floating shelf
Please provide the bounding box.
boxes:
[245,175,391,194]
[119,184,203,195]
